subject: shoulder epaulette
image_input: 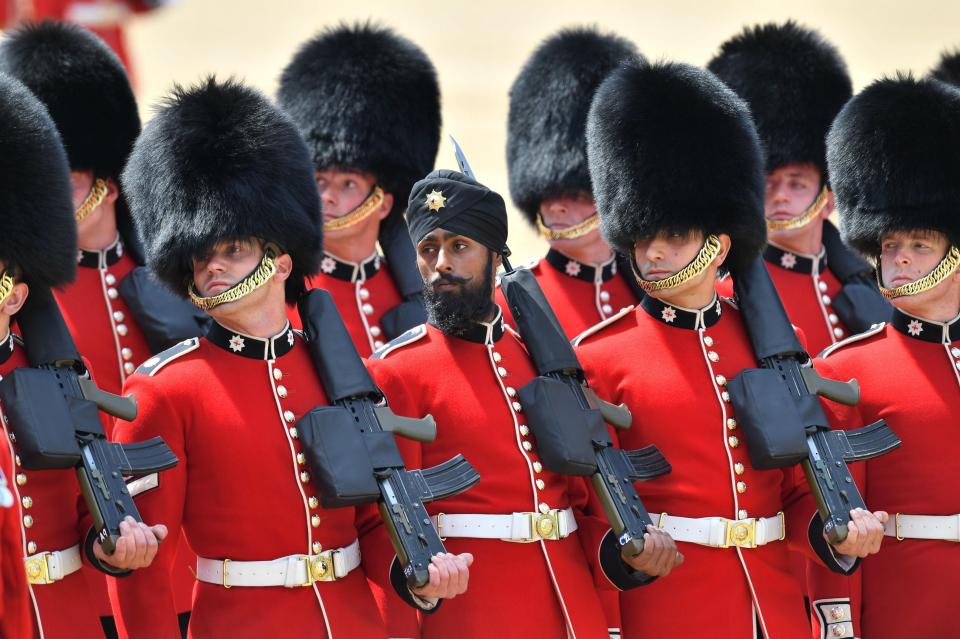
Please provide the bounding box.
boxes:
[370,324,427,360]
[135,337,200,376]
[571,306,635,347]
[819,323,886,359]
[496,258,540,287]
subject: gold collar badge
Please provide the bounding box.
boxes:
[425,189,446,212]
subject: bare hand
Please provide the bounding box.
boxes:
[622,525,684,577]
[829,508,888,558]
[93,516,168,570]
[412,552,473,600]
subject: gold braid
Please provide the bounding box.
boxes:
[766,185,830,232]
[0,271,14,307]
[536,212,601,241]
[188,248,278,311]
[634,234,723,292]
[75,179,110,224]
[878,245,960,299]
[323,186,385,232]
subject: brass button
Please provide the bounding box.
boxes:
[512,401,522,413]
[374,340,384,350]
[300,471,311,483]
[296,453,306,465]
[124,362,135,375]
[26,541,37,554]
[721,391,731,402]
[116,324,128,336]
[821,295,831,305]
[738,509,748,520]
[105,274,117,286]
[734,462,745,475]
[107,288,119,299]
[519,425,529,436]
[121,347,133,360]
[113,311,125,322]
[23,515,33,528]
[493,352,502,363]
[284,410,295,423]
[522,441,533,451]
[600,290,611,302]
[14,455,20,467]
[506,387,517,397]
[703,335,714,347]
[15,473,26,486]
[535,479,545,490]
[715,375,727,386]
[532,461,543,473]
[830,606,846,621]
[370,326,382,338]
[312,541,322,554]
[601,304,613,315]
[277,385,288,399]
[361,303,374,316]
[21,496,32,509]
[497,366,507,378]
[833,328,844,339]
[728,436,739,448]
[708,351,719,362]
[311,515,321,528]
[818,281,828,293]
[726,418,737,430]
[308,496,319,509]
[359,288,370,301]
[952,347,960,359]
[538,503,550,514]
[736,481,747,494]
[831,626,847,638]
[288,427,299,439]
[829,313,840,325]
[273,368,283,381]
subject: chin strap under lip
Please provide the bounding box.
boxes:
[323,186,385,233]
[632,234,723,293]
[765,185,830,233]
[878,245,960,299]
[536,212,600,241]
[188,246,279,311]
[75,179,110,224]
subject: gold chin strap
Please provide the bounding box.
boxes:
[765,185,830,232]
[188,247,278,311]
[536,212,601,241]
[323,186,385,233]
[0,271,14,306]
[75,179,110,224]
[878,245,960,299]
[634,234,723,292]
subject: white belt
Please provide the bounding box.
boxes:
[24,544,82,585]
[654,513,785,549]
[885,513,960,541]
[196,539,361,588]
[432,507,577,542]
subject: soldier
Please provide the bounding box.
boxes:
[0,442,31,639]
[366,168,680,639]
[708,22,891,355]
[109,77,466,638]
[498,27,644,339]
[576,60,886,638]
[0,72,164,638]
[278,23,439,355]
[814,74,960,638]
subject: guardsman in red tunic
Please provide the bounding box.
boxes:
[707,24,893,637]
[0,442,31,639]
[709,22,891,357]
[277,24,439,355]
[110,78,466,639]
[497,28,644,340]
[0,73,164,639]
[812,74,960,638]
[366,168,681,639]
[577,61,886,639]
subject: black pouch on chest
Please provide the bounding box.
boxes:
[831,279,893,334]
[726,368,808,469]
[0,368,84,469]
[517,375,598,476]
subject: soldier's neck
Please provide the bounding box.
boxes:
[651,275,718,311]
[0,315,10,341]
[209,297,290,340]
[767,221,825,258]
[551,234,613,266]
[893,285,960,324]
[324,231,380,264]
[77,203,119,251]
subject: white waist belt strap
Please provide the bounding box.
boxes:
[885,513,960,541]
[655,513,785,549]
[196,539,361,588]
[24,544,82,585]
[432,507,577,542]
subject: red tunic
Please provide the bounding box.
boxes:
[0,332,104,638]
[366,311,638,639]
[496,250,640,340]
[815,309,960,638]
[109,321,390,639]
[288,251,402,358]
[575,296,849,639]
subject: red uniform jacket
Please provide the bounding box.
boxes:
[288,251,402,358]
[108,322,393,639]
[496,249,640,340]
[815,309,960,638]
[0,332,104,638]
[575,296,852,639]
[0,381,32,639]
[366,311,645,639]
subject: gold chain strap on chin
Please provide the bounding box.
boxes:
[75,179,110,224]
[536,212,601,241]
[765,186,830,232]
[879,245,960,299]
[323,186,385,232]
[635,234,723,292]
[188,250,278,311]
[0,271,14,306]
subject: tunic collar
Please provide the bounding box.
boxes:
[891,308,960,344]
[206,321,297,360]
[0,329,15,366]
[78,234,124,269]
[640,293,723,330]
[317,250,381,283]
[434,305,505,345]
[544,249,618,283]
[763,242,827,275]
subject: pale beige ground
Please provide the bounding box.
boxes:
[126,0,956,263]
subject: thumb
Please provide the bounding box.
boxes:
[875,511,890,524]
[151,524,169,542]
[459,553,474,567]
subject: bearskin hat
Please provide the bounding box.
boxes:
[929,49,960,87]
[506,27,641,225]
[0,73,76,288]
[277,22,441,217]
[707,21,851,175]
[121,77,321,301]
[587,61,766,273]
[827,74,960,255]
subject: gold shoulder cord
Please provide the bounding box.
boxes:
[536,212,601,241]
[0,271,14,306]
[323,186,385,232]
[188,248,278,311]
[766,186,830,232]
[878,245,960,299]
[634,234,723,292]
[75,179,110,224]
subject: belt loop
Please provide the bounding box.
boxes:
[657,512,667,528]
[895,513,904,541]
[436,513,446,542]
[222,558,232,589]
[778,512,785,541]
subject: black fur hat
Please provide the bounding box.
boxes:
[827,74,960,255]
[507,27,641,225]
[929,49,960,87]
[587,61,766,273]
[707,21,851,175]
[0,73,76,288]
[121,77,321,301]
[277,22,440,216]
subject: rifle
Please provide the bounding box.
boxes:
[119,266,211,352]
[727,257,900,544]
[378,212,428,340]
[0,287,177,554]
[295,289,480,589]
[821,221,893,334]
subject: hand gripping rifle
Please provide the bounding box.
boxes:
[821,221,892,333]
[726,257,900,544]
[295,289,480,589]
[0,287,177,554]
[449,135,670,557]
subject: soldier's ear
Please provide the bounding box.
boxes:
[823,190,836,219]
[377,192,394,221]
[272,254,293,283]
[2,281,28,318]
[104,177,120,206]
[713,234,733,267]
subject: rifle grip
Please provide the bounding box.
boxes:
[79,378,138,421]
[373,406,437,443]
[801,368,860,406]
[584,387,632,430]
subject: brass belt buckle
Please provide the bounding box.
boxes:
[723,517,757,549]
[25,553,52,585]
[305,550,339,585]
[531,510,561,541]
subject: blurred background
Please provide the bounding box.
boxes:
[11,0,958,261]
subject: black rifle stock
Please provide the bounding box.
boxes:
[296,289,479,589]
[0,287,177,555]
[728,257,900,544]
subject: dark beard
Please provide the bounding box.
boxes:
[423,252,496,337]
